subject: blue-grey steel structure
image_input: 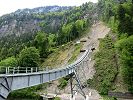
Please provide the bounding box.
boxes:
[0,48,92,100]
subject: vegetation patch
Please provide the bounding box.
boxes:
[7,83,47,100]
[101,96,117,100]
[87,33,118,95]
[53,97,61,100]
[41,42,74,68]
[58,75,71,90]
[68,43,83,64]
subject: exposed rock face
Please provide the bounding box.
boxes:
[0,6,71,37]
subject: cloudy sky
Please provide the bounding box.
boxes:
[0,0,98,16]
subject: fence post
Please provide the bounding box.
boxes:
[6,67,8,74]
[8,67,9,74]
[17,66,19,73]
[13,67,15,74]
[26,68,28,73]
[46,67,48,71]
[31,68,33,73]
[36,67,37,72]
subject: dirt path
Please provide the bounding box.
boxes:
[46,22,110,100]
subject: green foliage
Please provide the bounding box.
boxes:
[75,20,84,34]
[117,3,133,35]
[98,0,133,94]
[61,23,73,42]
[19,47,40,67]
[8,84,46,100]
[115,35,133,93]
[88,34,118,95]
[58,75,71,90]
[98,0,116,22]
[68,43,82,64]
[48,33,56,47]
[34,31,49,57]
[0,57,18,67]
[58,78,68,90]
[58,19,89,45]
[102,95,117,100]
[0,57,18,73]
[54,97,61,100]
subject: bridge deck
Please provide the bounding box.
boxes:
[0,48,92,100]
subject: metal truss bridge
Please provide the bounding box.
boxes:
[0,47,92,100]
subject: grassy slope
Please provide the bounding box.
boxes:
[41,42,74,68]
[88,32,118,95]
[68,43,83,64]
[42,42,83,68]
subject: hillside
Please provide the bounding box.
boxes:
[87,0,133,99]
[0,6,71,37]
[0,2,97,61]
[1,0,133,100]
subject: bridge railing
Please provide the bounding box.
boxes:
[3,67,54,74]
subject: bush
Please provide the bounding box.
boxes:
[0,57,18,73]
[0,57,18,67]
[58,75,71,90]
[19,47,40,67]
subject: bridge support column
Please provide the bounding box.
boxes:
[0,77,11,100]
[0,96,6,100]
[70,76,73,99]
[69,70,86,100]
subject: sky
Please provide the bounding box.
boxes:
[0,0,98,16]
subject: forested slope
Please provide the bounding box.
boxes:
[0,2,97,68]
[1,0,133,99]
[88,0,133,97]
